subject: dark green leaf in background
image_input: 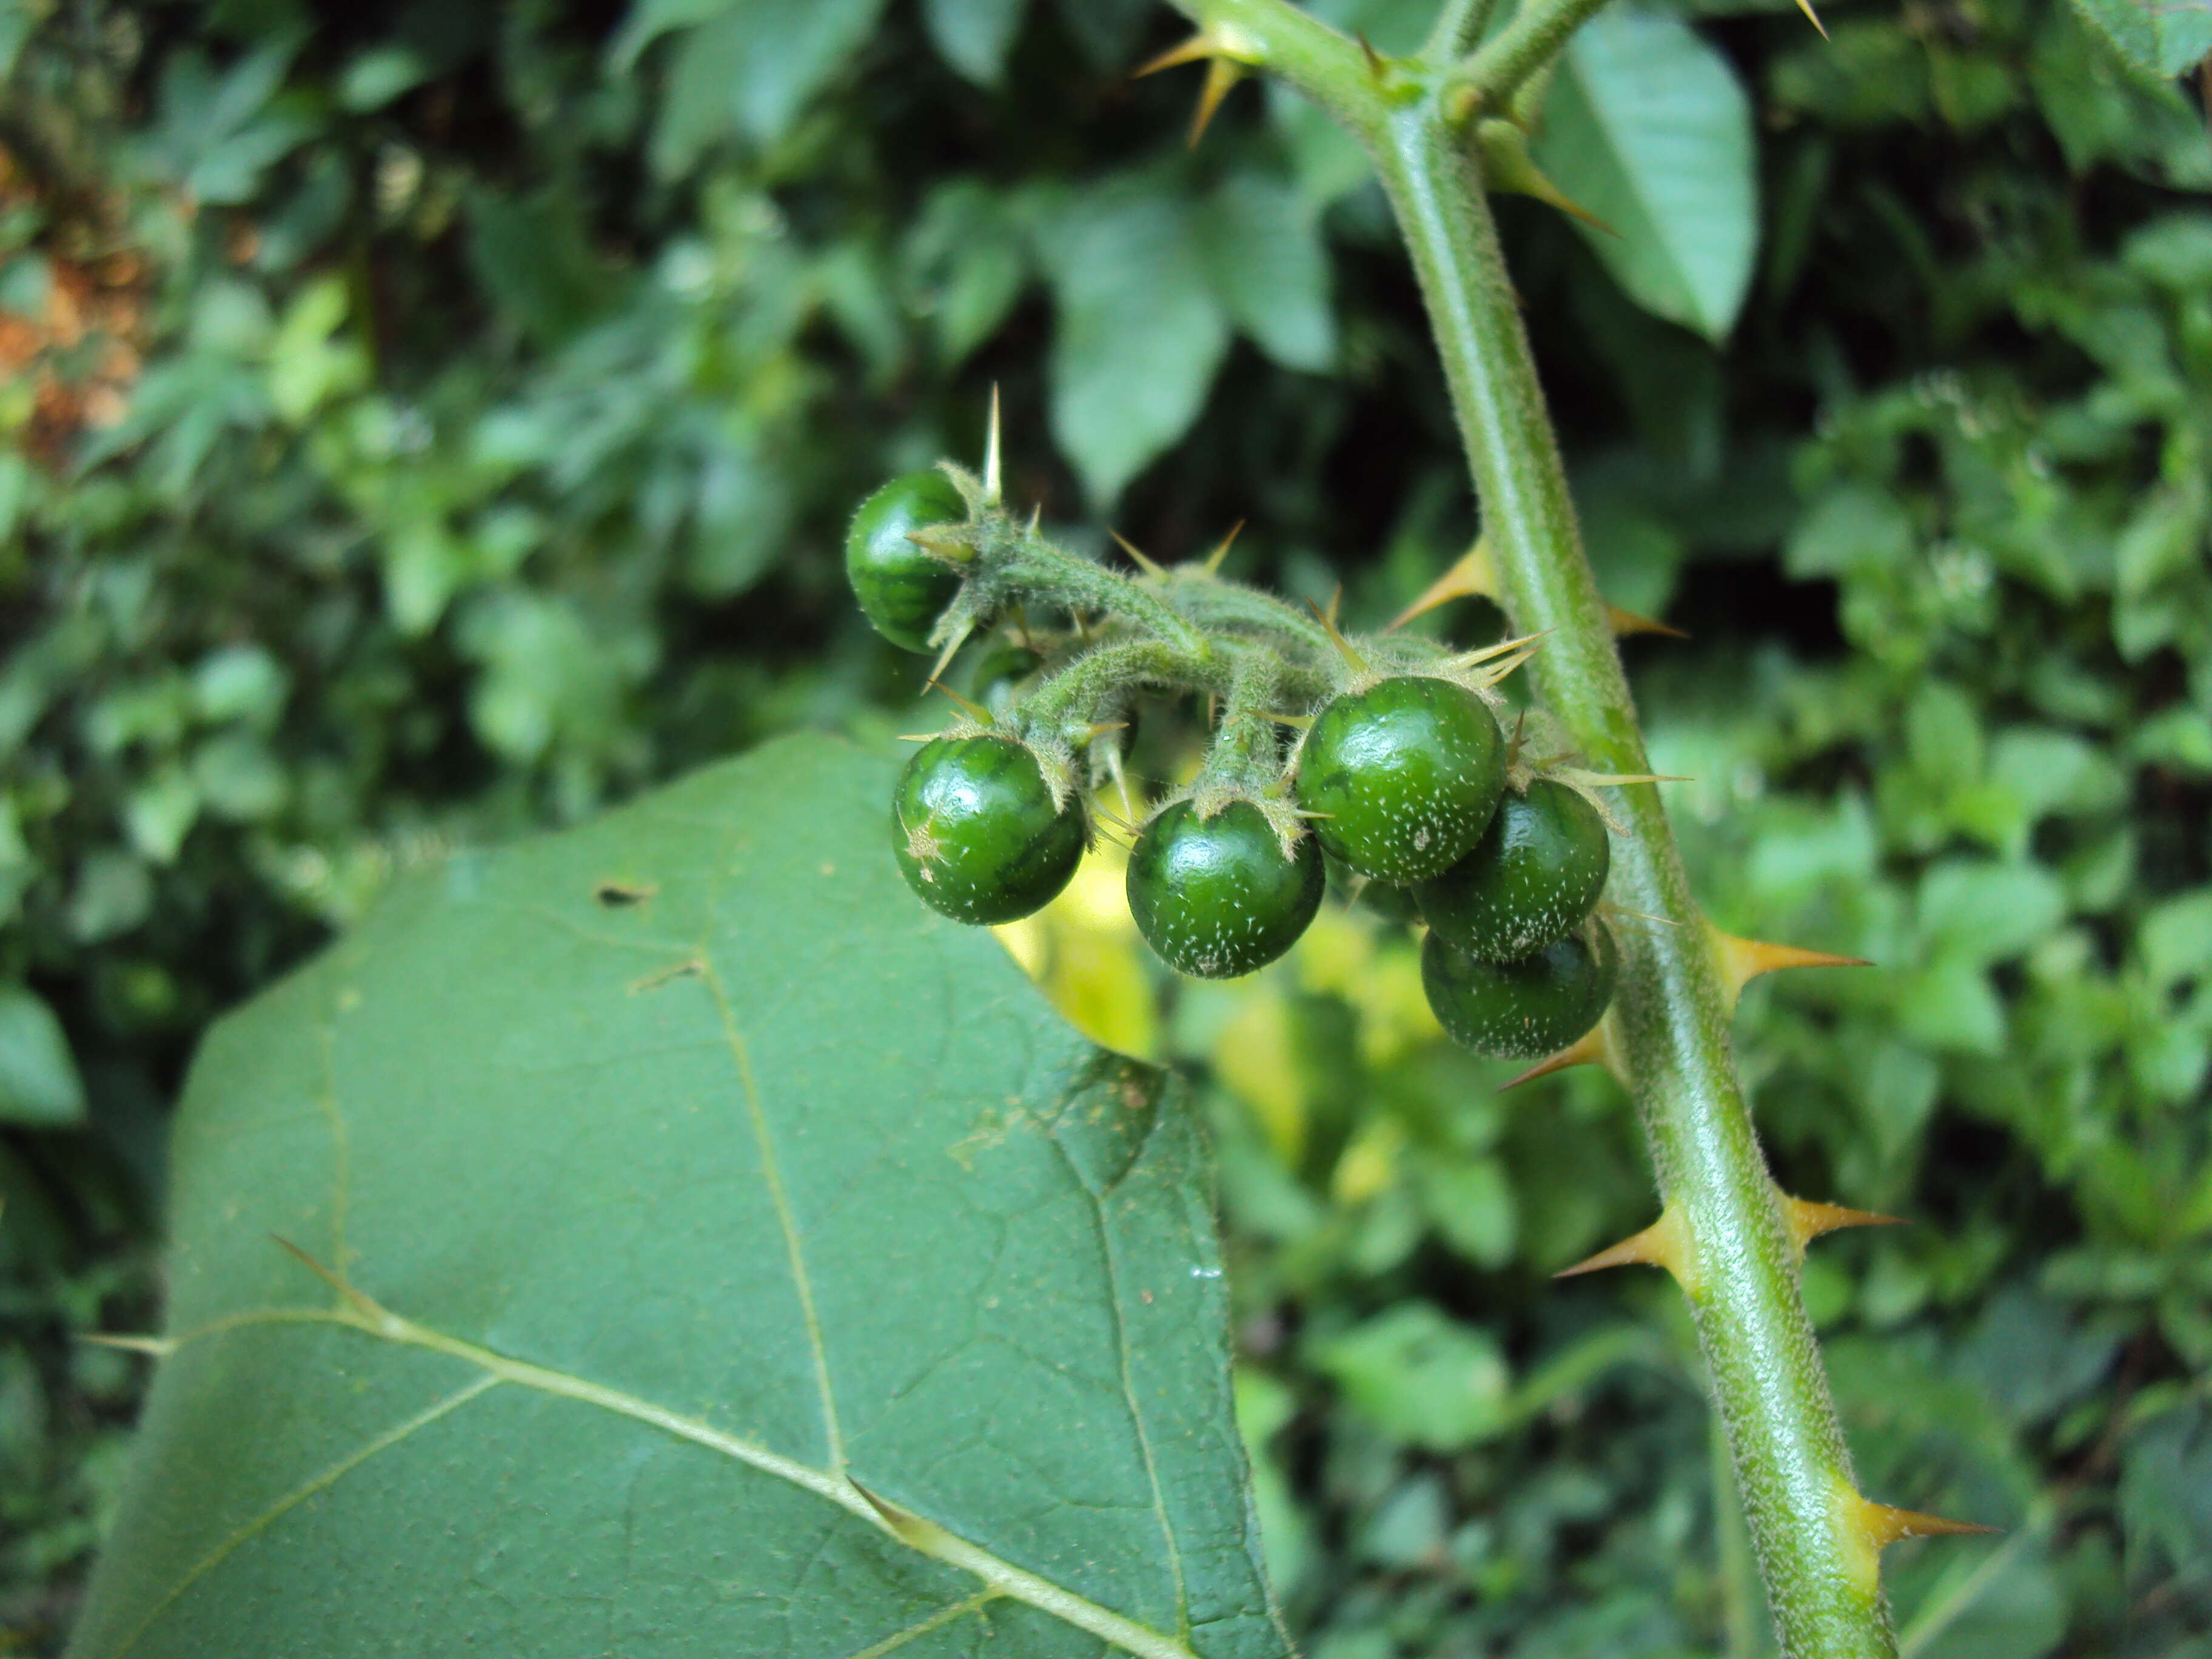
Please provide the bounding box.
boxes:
[68,736,1286,1659]
[1535,8,1758,343]
[626,0,892,167]
[0,987,86,1129]
[923,0,1031,84]
[2069,0,2212,77]
[1041,179,1231,503]
[1195,175,1336,376]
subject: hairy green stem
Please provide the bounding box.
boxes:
[996,527,1213,657]
[1155,572,1340,663]
[1421,0,1503,58]
[1441,0,1609,117]
[1020,639,1220,729]
[1165,5,1895,1655]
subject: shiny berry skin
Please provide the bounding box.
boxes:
[893,736,1084,924]
[1294,676,1506,884]
[1416,779,1610,960]
[1127,800,1324,979]
[846,472,967,652]
[1421,920,1618,1059]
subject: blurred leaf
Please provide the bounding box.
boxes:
[2140,889,2212,990]
[141,39,313,205]
[2068,0,2212,78]
[1535,9,1758,341]
[923,0,1028,84]
[1917,860,2067,964]
[69,736,1288,1659]
[2120,1403,2212,1577]
[337,46,432,112]
[65,851,152,947]
[466,191,617,347]
[640,0,891,167]
[1195,173,1335,374]
[2030,7,2212,188]
[1901,1541,2066,1659]
[1313,1304,1510,1452]
[1049,0,1150,66]
[1039,175,1230,502]
[0,987,87,1129]
[1419,1156,1515,1269]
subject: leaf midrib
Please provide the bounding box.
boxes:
[107,1295,1210,1659]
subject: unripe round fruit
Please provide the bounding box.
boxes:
[1294,675,1506,884]
[1127,800,1324,979]
[846,471,967,652]
[1416,778,1610,960]
[893,735,1084,924]
[969,641,1045,717]
[1421,920,1618,1059]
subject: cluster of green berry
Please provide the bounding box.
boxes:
[847,463,1618,1062]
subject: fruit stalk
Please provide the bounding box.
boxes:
[1161,4,1895,1655]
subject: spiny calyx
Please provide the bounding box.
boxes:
[844,432,1623,1060]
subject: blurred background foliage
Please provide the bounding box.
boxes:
[2,0,2208,1654]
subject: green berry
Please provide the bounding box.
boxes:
[1421,920,1618,1059]
[1127,800,1324,979]
[1294,675,1506,884]
[893,735,1084,924]
[968,641,1044,717]
[847,471,968,652]
[1416,778,1610,960]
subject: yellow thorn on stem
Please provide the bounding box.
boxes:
[983,384,1002,504]
[1108,529,1166,577]
[1606,604,1689,639]
[923,679,993,725]
[1389,540,1495,630]
[1305,596,1369,674]
[1132,33,1217,77]
[1452,627,1548,669]
[1785,1197,1906,1256]
[1856,1498,1999,1550]
[1130,31,1250,148]
[80,1333,173,1357]
[1795,0,1831,38]
[1188,57,1244,147]
[1498,1022,1615,1091]
[1709,925,1873,1010]
[1200,518,1244,574]
[1387,538,1680,639]
[1474,119,1618,236]
[1555,1203,1696,1290]
[927,622,973,689]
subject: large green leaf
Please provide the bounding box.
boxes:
[1533,8,1757,343]
[69,734,1285,1659]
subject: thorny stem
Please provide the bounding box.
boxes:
[1162,4,1897,1657]
[1155,571,1339,661]
[1000,540,1213,657]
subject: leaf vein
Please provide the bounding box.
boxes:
[95,1373,501,1659]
